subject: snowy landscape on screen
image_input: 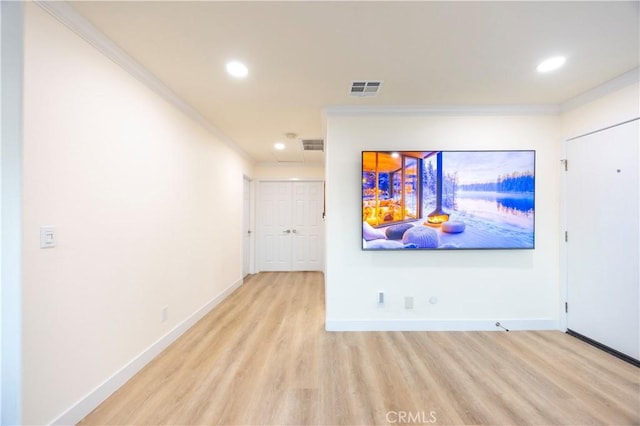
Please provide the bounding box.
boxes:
[362,150,535,250]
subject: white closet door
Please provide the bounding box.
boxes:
[258,181,324,271]
[291,181,324,271]
[259,182,294,271]
[566,119,639,360]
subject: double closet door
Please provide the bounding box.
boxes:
[258,181,324,271]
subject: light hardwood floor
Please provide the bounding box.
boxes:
[80,272,640,425]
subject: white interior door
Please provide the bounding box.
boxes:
[259,181,293,271]
[566,119,639,361]
[292,181,324,271]
[258,181,324,271]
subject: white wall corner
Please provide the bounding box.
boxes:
[49,278,244,426]
[561,67,640,113]
[1,1,24,424]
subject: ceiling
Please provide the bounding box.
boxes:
[68,1,640,164]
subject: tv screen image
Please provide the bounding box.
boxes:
[362,150,535,250]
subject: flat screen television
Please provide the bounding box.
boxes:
[362,150,535,250]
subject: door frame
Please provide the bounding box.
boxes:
[242,175,255,277]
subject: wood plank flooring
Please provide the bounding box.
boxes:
[80,272,640,425]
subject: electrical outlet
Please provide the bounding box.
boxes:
[377,291,384,304]
[404,296,414,309]
[40,226,57,248]
[161,306,168,323]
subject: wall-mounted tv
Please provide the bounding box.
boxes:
[362,150,535,250]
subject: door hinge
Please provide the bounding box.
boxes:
[564,231,568,242]
[561,159,568,171]
[565,302,568,313]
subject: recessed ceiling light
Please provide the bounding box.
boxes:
[536,56,566,73]
[274,142,285,150]
[226,61,248,78]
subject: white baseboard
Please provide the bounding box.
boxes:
[50,278,244,426]
[325,318,559,332]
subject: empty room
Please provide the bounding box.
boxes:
[1,1,639,425]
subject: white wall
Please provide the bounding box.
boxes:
[325,111,561,331]
[22,4,252,424]
[561,80,639,139]
[254,162,324,180]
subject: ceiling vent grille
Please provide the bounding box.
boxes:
[301,139,324,151]
[350,81,383,97]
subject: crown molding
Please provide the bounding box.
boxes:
[325,67,640,117]
[324,104,560,117]
[560,67,640,113]
[34,0,254,164]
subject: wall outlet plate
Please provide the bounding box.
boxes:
[405,296,414,309]
[40,226,57,248]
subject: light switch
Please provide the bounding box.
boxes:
[40,226,57,249]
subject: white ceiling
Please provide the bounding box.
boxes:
[68,1,639,164]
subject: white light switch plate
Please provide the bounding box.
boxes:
[40,226,57,248]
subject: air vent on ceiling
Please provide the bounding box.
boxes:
[350,81,383,97]
[301,139,324,151]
